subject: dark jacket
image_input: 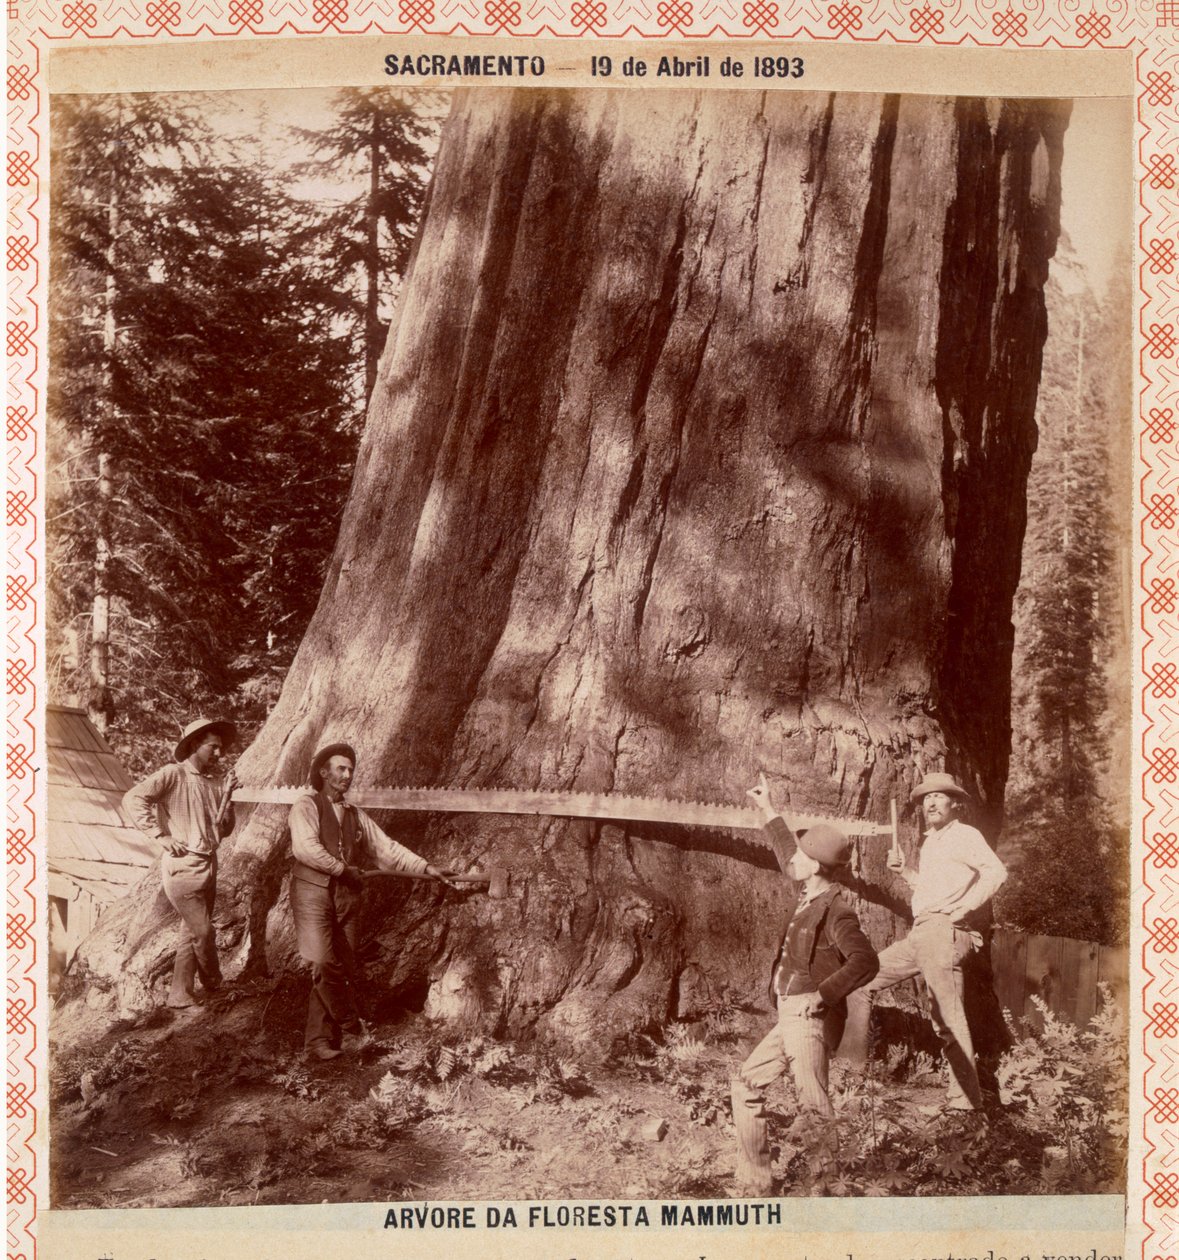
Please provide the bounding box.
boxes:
[764,816,879,1025]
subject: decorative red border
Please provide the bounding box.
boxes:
[6,8,1174,1259]
[1139,20,1179,1258]
[4,4,1159,42]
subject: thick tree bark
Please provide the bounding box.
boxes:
[64,89,1067,1049]
[363,113,382,403]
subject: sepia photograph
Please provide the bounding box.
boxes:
[44,79,1131,1212]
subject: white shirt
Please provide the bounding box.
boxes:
[287,792,429,879]
[911,818,1007,925]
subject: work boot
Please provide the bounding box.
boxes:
[307,1042,343,1062]
[168,947,199,1007]
[733,1170,774,1197]
[340,1020,371,1054]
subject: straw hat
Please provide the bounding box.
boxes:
[174,717,236,763]
[909,772,970,804]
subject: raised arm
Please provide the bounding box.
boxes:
[886,844,919,893]
[746,773,797,876]
[216,768,239,838]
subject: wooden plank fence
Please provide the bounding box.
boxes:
[990,927,1127,1032]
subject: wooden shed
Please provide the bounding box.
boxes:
[47,704,156,991]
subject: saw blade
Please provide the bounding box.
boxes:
[230,784,893,837]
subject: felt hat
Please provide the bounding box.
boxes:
[798,823,852,869]
[174,717,236,763]
[909,772,970,804]
[309,742,357,786]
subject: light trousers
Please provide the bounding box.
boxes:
[290,874,365,1050]
[847,913,983,1110]
[730,994,840,1191]
[161,851,220,1004]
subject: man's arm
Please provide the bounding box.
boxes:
[355,811,430,877]
[124,765,184,855]
[953,827,1007,917]
[817,900,880,1007]
[746,773,797,875]
[356,812,464,886]
[289,794,347,877]
[216,770,238,838]
[887,850,920,892]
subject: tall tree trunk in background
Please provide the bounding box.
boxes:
[65,89,1068,1048]
[87,135,120,735]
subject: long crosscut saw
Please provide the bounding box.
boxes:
[230,784,898,853]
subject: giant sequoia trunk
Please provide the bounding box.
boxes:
[65,89,1067,1048]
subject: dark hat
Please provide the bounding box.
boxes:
[309,742,357,786]
[910,772,970,804]
[798,823,852,869]
[174,717,237,763]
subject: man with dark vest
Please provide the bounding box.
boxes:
[288,742,456,1062]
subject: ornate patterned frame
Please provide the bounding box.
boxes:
[6,3,1174,1257]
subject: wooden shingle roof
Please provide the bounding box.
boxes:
[47,705,156,903]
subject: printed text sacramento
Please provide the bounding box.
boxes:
[385,53,546,76]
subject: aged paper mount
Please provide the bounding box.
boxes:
[7,17,1162,1260]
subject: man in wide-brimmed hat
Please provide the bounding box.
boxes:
[288,741,459,1062]
[125,717,239,1008]
[849,771,1006,1116]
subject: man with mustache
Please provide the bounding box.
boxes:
[851,772,1007,1116]
[289,742,459,1062]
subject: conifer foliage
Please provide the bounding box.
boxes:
[47,90,436,771]
[291,88,438,402]
[998,244,1131,945]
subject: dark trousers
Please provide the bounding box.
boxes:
[161,851,221,1004]
[290,874,364,1049]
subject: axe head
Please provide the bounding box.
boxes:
[444,865,510,898]
[482,864,509,899]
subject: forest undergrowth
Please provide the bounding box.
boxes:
[50,981,1126,1209]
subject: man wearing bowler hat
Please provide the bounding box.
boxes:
[731,775,879,1193]
[289,742,459,1062]
[850,771,1007,1116]
[125,717,239,1008]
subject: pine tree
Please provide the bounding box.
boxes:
[48,94,361,771]
[998,241,1131,944]
[48,93,200,736]
[292,88,439,401]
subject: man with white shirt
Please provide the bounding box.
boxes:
[125,717,238,1009]
[288,742,457,1062]
[850,772,1007,1114]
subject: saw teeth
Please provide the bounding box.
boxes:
[231,783,888,834]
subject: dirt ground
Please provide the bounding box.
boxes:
[48,975,1122,1209]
